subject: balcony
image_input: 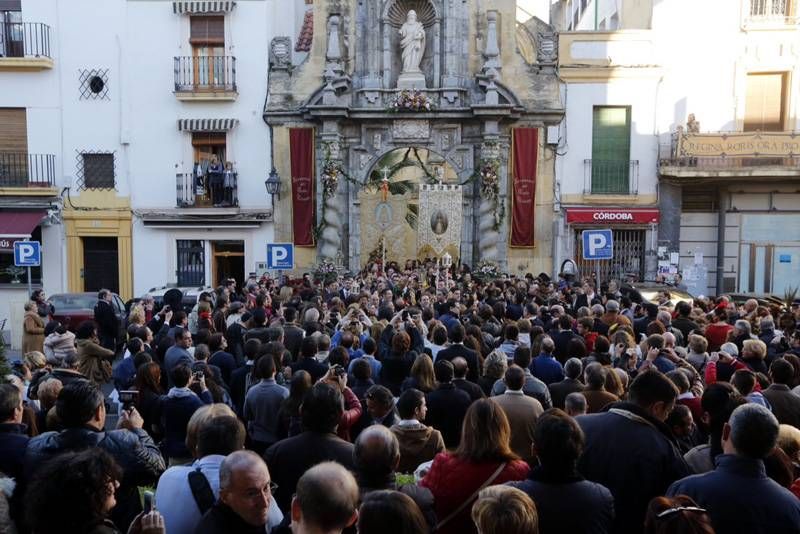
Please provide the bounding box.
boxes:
[174,56,237,101]
[0,22,53,70]
[583,159,640,196]
[0,153,56,193]
[743,0,798,28]
[659,131,800,183]
[176,172,239,209]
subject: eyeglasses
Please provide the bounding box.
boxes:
[656,506,708,519]
[243,482,278,501]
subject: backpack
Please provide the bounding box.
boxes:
[188,467,216,515]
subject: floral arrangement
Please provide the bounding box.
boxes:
[477,158,505,230]
[475,260,500,281]
[388,89,435,112]
[313,258,339,284]
[321,160,342,199]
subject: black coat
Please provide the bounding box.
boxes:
[282,324,306,360]
[552,329,580,362]
[509,466,614,534]
[0,423,28,480]
[576,402,690,534]
[425,384,471,448]
[94,299,119,340]
[436,344,480,382]
[25,426,165,531]
[548,378,584,410]
[196,502,265,534]
[380,352,415,396]
[453,378,485,402]
[264,431,355,514]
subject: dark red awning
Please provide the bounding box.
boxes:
[0,210,46,238]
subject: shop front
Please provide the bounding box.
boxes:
[565,207,659,282]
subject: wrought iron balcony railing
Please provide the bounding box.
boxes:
[0,22,52,58]
[174,56,236,93]
[0,153,56,187]
[176,172,238,208]
[583,159,639,195]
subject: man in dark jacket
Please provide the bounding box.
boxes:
[290,336,328,382]
[425,360,471,448]
[548,357,584,409]
[452,357,485,402]
[265,383,356,514]
[196,450,275,534]
[672,301,699,343]
[281,307,306,360]
[576,370,690,534]
[551,315,579,363]
[24,379,165,531]
[93,288,119,351]
[435,323,480,382]
[762,358,800,429]
[668,403,800,532]
[0,384,28,481]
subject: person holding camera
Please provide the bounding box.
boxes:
[159,364,212,466]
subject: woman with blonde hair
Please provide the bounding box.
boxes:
[471,486,539,534]
[402,353,437,393]
[421,399,529,534]
[127,304,146,328]
[479,350,507,397]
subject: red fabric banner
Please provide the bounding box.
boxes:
[510,128,539,247]
[289,128,315,246]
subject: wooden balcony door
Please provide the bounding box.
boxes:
[190,15,224,90]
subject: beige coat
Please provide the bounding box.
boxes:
[77,338,114,384]
[491,391,543,463]
[21,311,45,355]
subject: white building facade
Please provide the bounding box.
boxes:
[551,0,800,296]
[0,0,310,346]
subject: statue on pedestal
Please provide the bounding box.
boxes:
[397,10,427,89]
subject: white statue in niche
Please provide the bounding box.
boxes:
[399,10,425,74]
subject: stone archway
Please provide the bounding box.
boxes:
[357,146,460,267]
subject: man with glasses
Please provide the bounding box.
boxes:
[196,450,279,533]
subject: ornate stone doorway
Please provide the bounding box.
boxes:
[358,147,460,267]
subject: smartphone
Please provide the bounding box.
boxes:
[143,490,154,513]
[193,371,204,381]
[332,365,347,379]
[118,390,139,411]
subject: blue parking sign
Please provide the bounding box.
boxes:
[14,241,41,267]
[266,243,294,270]
[582,230,613,261]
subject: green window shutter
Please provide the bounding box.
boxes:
[591,106,631,193]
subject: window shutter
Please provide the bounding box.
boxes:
[190,16,224,45]
[591,106,631,194]
[744,73,785,132]
[0,108,27,153]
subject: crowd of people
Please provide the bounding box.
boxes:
[3,261,800,533]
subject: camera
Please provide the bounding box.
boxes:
[118,390,139,411]
[193,371,204,381]
[332,365,347,379]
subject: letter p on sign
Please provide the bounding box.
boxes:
[266,243,294,270]
[582,230,613,261]
[14,241,41,267]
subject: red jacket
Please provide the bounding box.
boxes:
[336,387,363,442]
[704,359,747,385]
[704,323,734,352]
[420,452,529,534]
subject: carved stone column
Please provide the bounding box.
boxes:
[319,132,345,260]
[478,141,501,263]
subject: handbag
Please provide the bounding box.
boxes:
[434,462,507,531]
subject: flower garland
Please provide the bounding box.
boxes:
[387,89,435,112]
[315,142,359,242]
[476,157,504,231]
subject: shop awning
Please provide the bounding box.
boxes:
[177,118,239,132]
[0,210,46,238]
[566,208,660,225]
[173,1,236,14]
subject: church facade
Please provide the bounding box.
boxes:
[264,0,563,275]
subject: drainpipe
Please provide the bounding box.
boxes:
[716,188,726,294]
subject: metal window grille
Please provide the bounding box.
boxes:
[574,229,646,282]
[76,151,115,190]
[79,68,110,100]
[177,240,205,286]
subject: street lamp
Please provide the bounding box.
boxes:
[265,167,281,204]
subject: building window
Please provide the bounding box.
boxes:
[177,239,205,286]
[0,226,41,285]
[744,72,787,132]
[79,69,110,100]
[591,106,631,194]
[190,15,225,88]
[77,152,115,190]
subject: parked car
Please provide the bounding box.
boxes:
[620,283,694,308]
[719,293,786,310]
[50,292,128,343]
